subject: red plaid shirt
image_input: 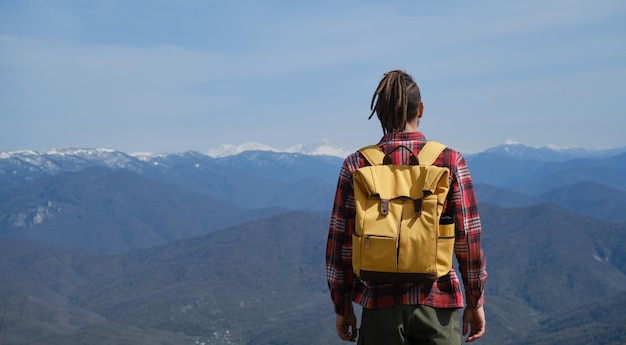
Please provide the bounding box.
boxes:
[326,132,487,316]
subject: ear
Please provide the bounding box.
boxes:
[417,102,424,118]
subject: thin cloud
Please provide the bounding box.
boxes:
[1,0,625,153]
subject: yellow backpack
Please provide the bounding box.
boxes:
[352,141,455,283]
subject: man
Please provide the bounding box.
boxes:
[326,70,487,344]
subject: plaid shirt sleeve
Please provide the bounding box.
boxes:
[447,151,487,308]
[326,154,359,316]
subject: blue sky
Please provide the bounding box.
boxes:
[1,0,625,154]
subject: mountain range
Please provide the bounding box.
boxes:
[1,142,625,344]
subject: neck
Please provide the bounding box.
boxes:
[403,118,419,132]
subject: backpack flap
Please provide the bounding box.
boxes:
[353,164,450,238]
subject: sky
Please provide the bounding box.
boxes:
[1,0,625,155]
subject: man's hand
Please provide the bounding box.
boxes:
[335,313,358,342]
[462,305,485,342]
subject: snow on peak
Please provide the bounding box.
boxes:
[207,141,352,158]
[207,143,278,157]
[130,152,170,162]
[0,148,122,160]
[43,147,118,156]
[283,142,352,158]
[545,143,587,152]
[500,141,588,152]
[0,150,38,159]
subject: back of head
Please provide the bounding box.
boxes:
[369,70,422,134]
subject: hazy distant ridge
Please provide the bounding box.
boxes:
[3,141,625,161]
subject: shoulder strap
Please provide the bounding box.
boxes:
[359,141,446,166]
[358,145,385,165]
[417,141,446,166]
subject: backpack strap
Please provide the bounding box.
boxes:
[358,145,385,166]
[417,141,446,166]
[359,141,446,166]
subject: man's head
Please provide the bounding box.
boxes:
[369,70,422,134]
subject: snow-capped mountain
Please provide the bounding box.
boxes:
[0,148,146,175]
[0,144,347,194]
[203,141,626,161]
[3,140,623,166]
[1,142,625,184]
[206,143,281,157]
[0,143,337,176]
[206,141,353,158]
[466,141,626,161]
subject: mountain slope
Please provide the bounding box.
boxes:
[70,210,330,343]
[535,180,626,222]
[509,291,626,345]
[478,203,626,344]
[467,152,626,194]
[0,211,335,344]
[1,205,625,345]
[150,154,336,211]
[476,181,626,222]
[481,203,626,298]
[475,183,535,208]
[0,168,287,254]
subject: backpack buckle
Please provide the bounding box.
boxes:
[380,199,389,216]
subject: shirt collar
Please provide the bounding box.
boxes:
[378,131,426,144]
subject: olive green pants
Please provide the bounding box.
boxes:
[358,305,461,345]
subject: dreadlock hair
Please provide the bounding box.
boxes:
[368,70,422,134]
